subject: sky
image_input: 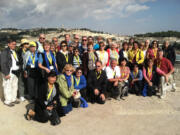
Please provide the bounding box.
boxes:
[0,0,180,35]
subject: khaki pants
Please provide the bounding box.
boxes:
[2,73,18,104]
[160,74,174,97]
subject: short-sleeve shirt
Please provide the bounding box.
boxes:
[38,53,56,64]
[105,66,121,79]
[156,57,173,74]
[120,66,130,79]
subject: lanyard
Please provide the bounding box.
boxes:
[113,70,116,78]
[12,51,18,61]
[157,60,161,68]
[23,49,26,54]
[75,77,80,86]
[147,67,152,78]
[64,54,68,63]
[47,53,52,65]
[96,70,102,79]
[133,71,138,77]
[74,56,80,66]
[111,50,118,63]
[47,84,54,100]
[53,52,56,56]
[31,54,35,65]
[90,52,95,63]
[99,51,105,62]
[121,68,125,78]
[152,49,157,58]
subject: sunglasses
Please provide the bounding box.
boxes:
[62,45,67,47]
[77,71,82,74]
[40,37,45,39]
[96,65,101,67]
[82,39,87,41]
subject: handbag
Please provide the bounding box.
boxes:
[72,91,81,108]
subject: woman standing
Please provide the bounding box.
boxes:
[96,41,108,69]
[128,41,144,69]
[107,42,119,66]
[146,40,159,60]
[38,40,58,79]
[56,41,73,73]
[82,42,98,76]
[23,41,40,102]
[119,42,129,61]
[73,47,82,69]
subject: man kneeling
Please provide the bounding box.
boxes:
[87,61,107,104]
[156,49,175,99]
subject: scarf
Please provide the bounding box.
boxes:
[64,74,72,88]
[44,51,59,75]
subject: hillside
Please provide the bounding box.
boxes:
[0,28,180,50]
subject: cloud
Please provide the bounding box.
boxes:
[0,0,154,28]
[125,4,150,14]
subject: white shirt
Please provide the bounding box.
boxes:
[123,51,128,60]
[96,50,108,69]
[105,66,121,79]
[10,50,19,72]
[37,41,44,53]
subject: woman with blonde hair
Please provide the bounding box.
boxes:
[56,64,78,114]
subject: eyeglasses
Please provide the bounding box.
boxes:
[66,70,72,72]
[40,37,45,39]
[96,65,101,67]
[100,45,105,47]
[69,46,73,47]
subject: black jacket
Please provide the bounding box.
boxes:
[35,82,60,109]
[162,45,176,65]
[17,48,25,71]
[87,69,107,94]
[82,51,98,76]
[1,47,13,76]
[34,82,64,122]
[56,52,73,73]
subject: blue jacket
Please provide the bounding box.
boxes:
[73,75,87,90]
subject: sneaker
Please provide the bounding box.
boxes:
[160,94,166,99]
[20,97,26,102]
[172,83,176,92]
[116,96,121,101]
[12,100,20,104]
[4,103,14,107]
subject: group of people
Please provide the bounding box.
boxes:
[0,33,176,126]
